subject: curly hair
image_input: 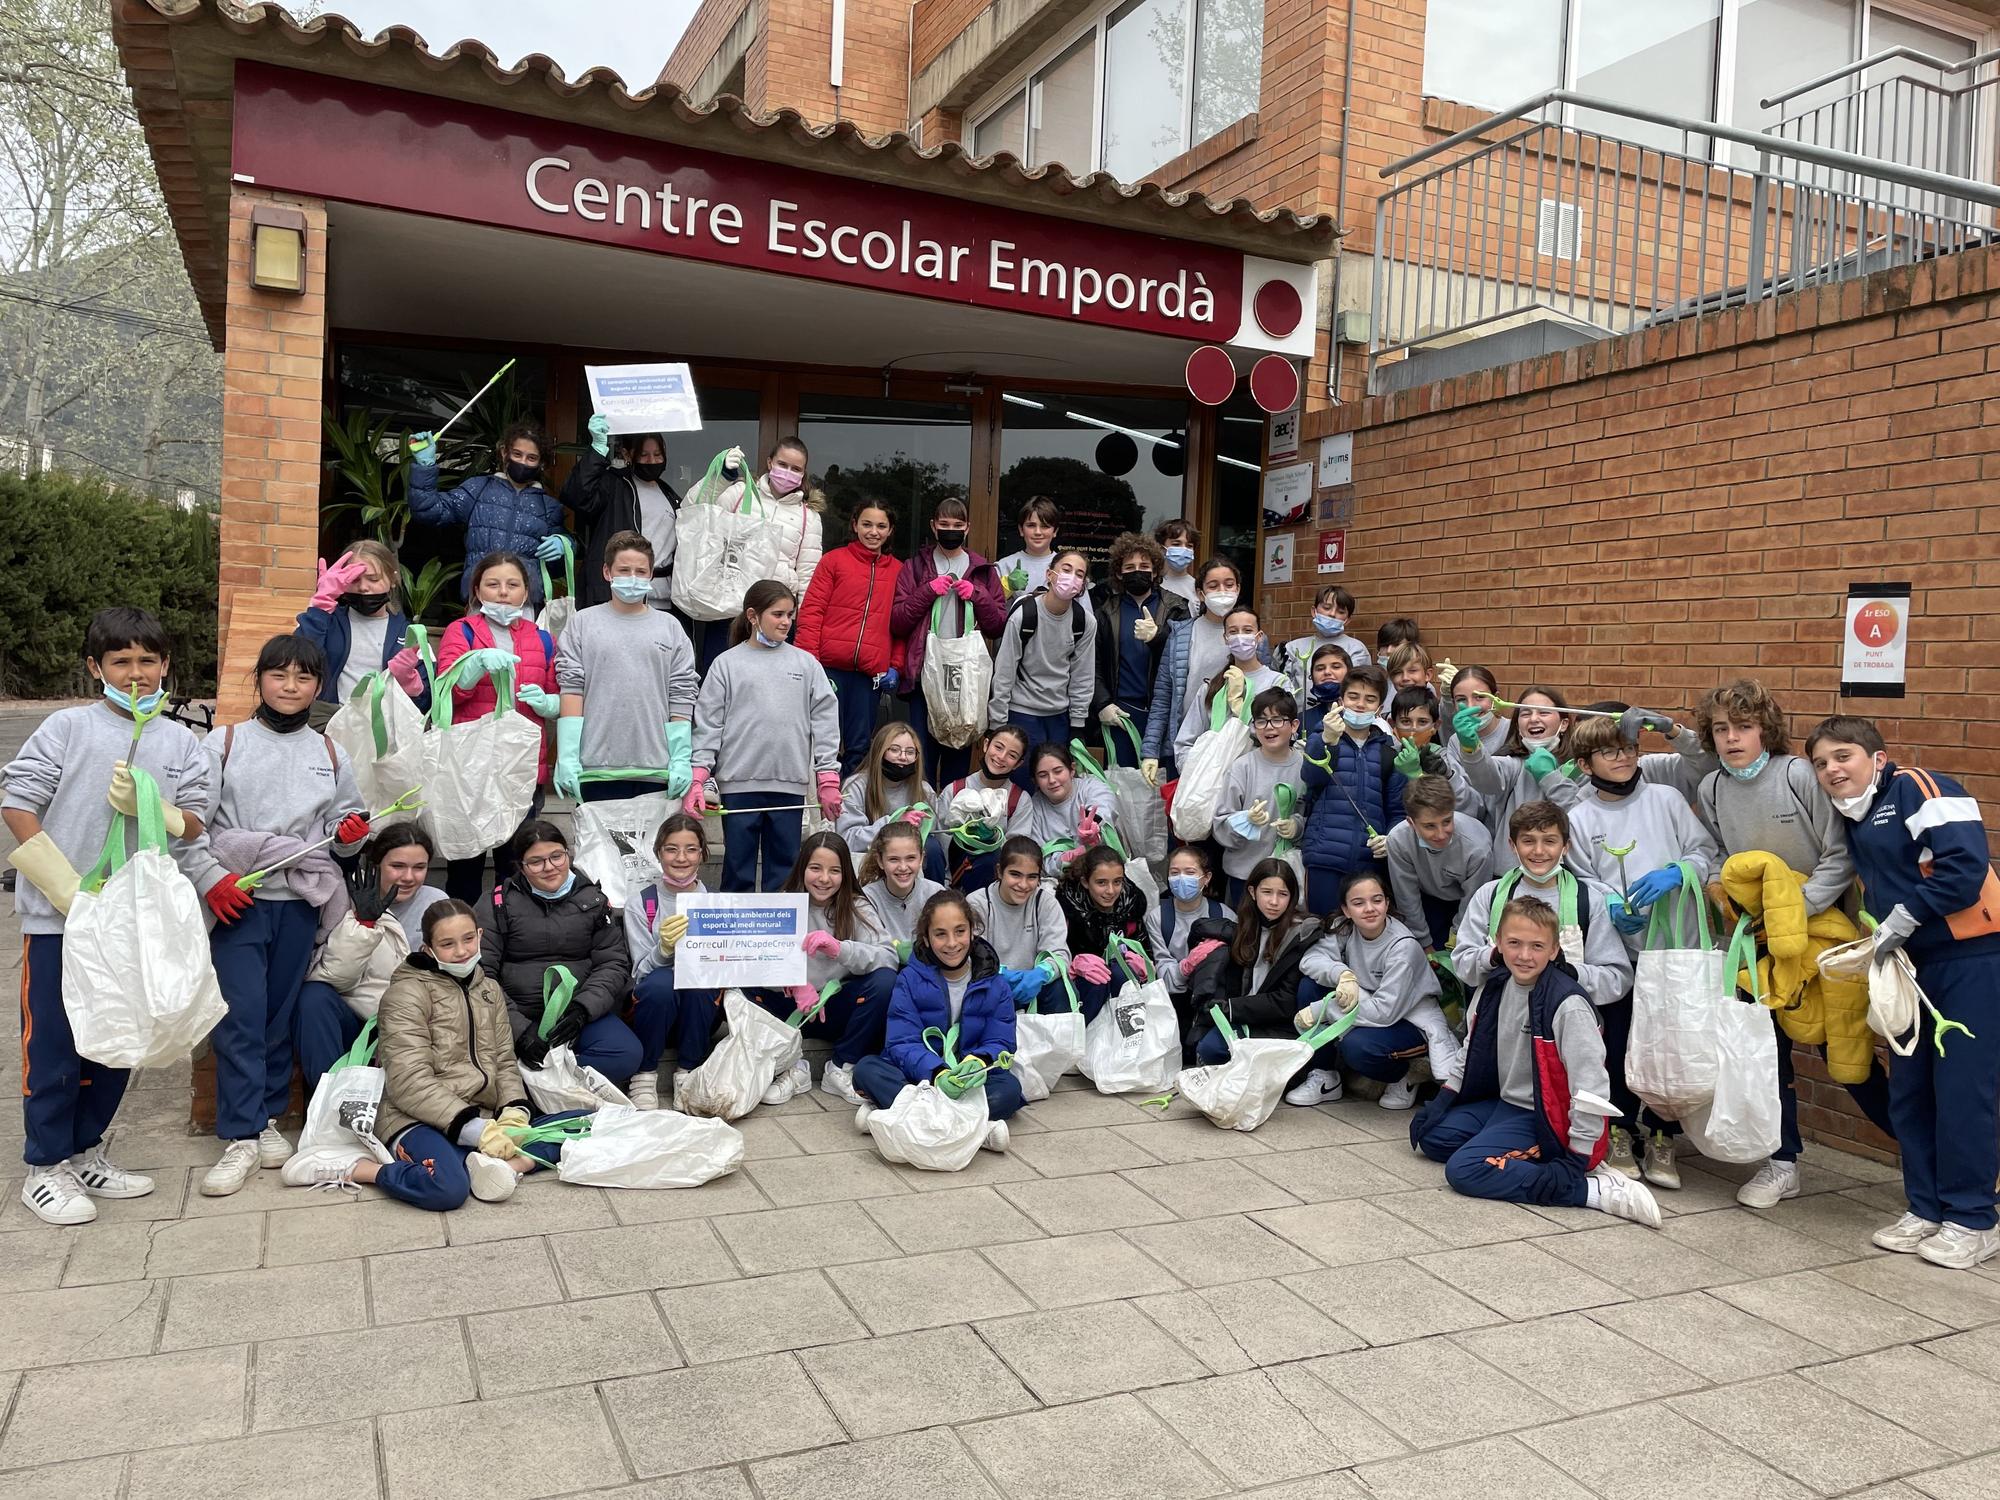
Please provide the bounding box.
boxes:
[1107,531,1166,578]
[1695,678,1790,755]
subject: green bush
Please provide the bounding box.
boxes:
[0,471,218,697]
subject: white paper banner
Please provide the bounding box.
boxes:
[585,362,704,434]
[673,893,809,987]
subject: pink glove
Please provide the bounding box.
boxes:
[1077,809,1100,844]
[929,575,952,597]
[387,647,423,696]
[310,552,369,613]
[1071,954,1111,985]
[790,984,822,1014]
[1057,846,1086,868]
[816,771,842,822]
[802,930,842,958]
[683,767,710,817]
[1180,938,1225,978]
[1125,949,1151,980]
[899,807,927,827]
[953,577,976,601]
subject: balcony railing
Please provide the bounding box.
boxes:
[1763,44,2000,199]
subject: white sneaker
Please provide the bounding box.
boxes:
[983,1121,1010,1153]
[1872,1211,1944,1254]
[628,1071,659,1111]
[1605,1126,1641,1180]
[820,1061,864,1106]
[1378,1076,1420,1111]
[761,1057,808,1107]
[1641,1131,1680,1190]
[1918,1222,2000,1270]
[201,1139,261,1197]
[257,1120,292,1169]
[280,1145,365,1188]
[1283,1068,1343,1107]
[466,1152,519,1204]
[671,1069,690,1108]
[1589,1164,1662,1228]
[1737,1159,1802,1209]
[20,1164,95,1225]
[786,1057,811,1096]
[854,1103,876,1134]
[70,1147,154,1199]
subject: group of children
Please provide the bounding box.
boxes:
[7,462,1995,1270]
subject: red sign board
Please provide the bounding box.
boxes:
[1316,529,1346,574]
[231,65,1244,341]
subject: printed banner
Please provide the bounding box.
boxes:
[673,893,808,988]
[584,363,703,433]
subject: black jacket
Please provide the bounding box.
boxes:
[1057,875,1152,965]
[476,871,631,1040]
[1185,915,1325,1038]
[562,451,683,609]
[1090,587,1190,722]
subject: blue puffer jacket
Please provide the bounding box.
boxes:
[884,938,1016,1083]
[408,465,563,604]
[1300,727,1407,874]
[292,605,428,708]
[1141,615,1275,764]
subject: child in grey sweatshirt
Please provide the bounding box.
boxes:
[1300,888,1460,1080]
[1212,686,1307,891]
[1386,774,1495,947]
[987,557,1098,736]
[859,820,944,954]
[553,600,699,779]
[968,837,1073,1008]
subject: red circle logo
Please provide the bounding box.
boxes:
[1249,355,1300,414]
[1253,279,1304,338]
[1185,345,1237,406]
[1852,601,1900,645]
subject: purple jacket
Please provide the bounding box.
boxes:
[889,547,1007,687]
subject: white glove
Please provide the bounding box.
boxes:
[1139,759,1160,787]
[1246,799,1270,827]
[1271,816,1298,840]
[724,445,745,473]
[1366,832,1388,859]
[1098,704,1127,726]
[108,762,187,836]
[1559,923,1584,965]
[1435,658,1459,691]
[1334,971,1359,1009]
[1132,614,1158,644]
[1323,709,1341,739]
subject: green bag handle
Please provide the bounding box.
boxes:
[1034,950,1081,1012]
[537,965,579,1039]
[1069,739,1109,782]
[1208,685,1253,734]
[80,765,170,893]
[536,533,577,606]
[1641,859,1711,951]
[1102,717,1146,770]
[1106,934,1150,989]
[504,1115,596,1148]
[1724,913,1765,1005]
[329,1017,379,1072]
[921,1022,1013,1099]
[341,672,393,758]
[898,800,937,846]
[948,818,1006,854]
[1272,783,1300,856]
[427,648,519,730]
[928,591,974,639]
[1207,1004,1236,1044]
[1491,866,1579,930]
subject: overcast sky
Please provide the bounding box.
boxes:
[310,0,702,81]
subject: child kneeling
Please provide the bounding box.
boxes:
[1411,898,1660,1227]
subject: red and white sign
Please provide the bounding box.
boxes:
[1840,582,1909,698]
[1317,529,1347,574]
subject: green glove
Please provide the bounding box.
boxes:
[588,413,611,458]
[518,683,560,720]
[1451,703,1482,752]
[664,721,693,799]
[1393,739,1421,778]
[1005,564,1028,595]
[894,939,914,964]
[555,716,585,801]
[1525,745,1559,780]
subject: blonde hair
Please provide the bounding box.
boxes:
[348,539,403,612]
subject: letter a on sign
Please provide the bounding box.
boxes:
[1840,581,1909,699]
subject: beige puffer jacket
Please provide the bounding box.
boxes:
[307,912,410,1021]
[374,956,530,1147]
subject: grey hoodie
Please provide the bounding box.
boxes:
[1452,870,1633,1008]
[1212,747,1306,879]
[968,882,1070,971]
[692,641,840,794]
[1385,815,1494,937]
[553,602,699,771]
[188,718,366,902]
[862,876,945,947]
[837,774,941,860]
[1301,916,1440,1028]
[1698,753,1852,915]
[988,594,1097,725]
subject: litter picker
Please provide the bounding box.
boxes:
[238,786,426,890]
[426,358,517,444]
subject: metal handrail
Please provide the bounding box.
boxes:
[1761,43,2000,111]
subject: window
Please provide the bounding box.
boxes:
[1421,0,1565,113]
[1030,32,1097,171]
[795,394,973,556]
[972,89,1027,158]
[1102,0,1188,180]
[1571,0,1723,151]
[997,392,1191,571]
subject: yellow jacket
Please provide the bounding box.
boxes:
[1719,851,1874,1084]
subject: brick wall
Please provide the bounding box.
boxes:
[763,0,911,134]
[913,0,989,74]
[661,0,755,93]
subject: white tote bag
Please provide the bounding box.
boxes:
[1175,1007,1358,1132]
[1095,724,1168,866]
[1171,694,1253,842]
[1626,861,1725,1121]
[62,770,226,1070]
[417,650,542,861]
[296,1020,394,1165]
[869,1081,991,1171]
[1013,955,1085,1102]
[676,989,806,1120]
[572,791,675,909]
[1079,940,1181,1095]
[536,535,578,644]
[1681,920,1781,1162]
[672,455,774,622]
[1820,934,1929,1055]
[920,594,992,750]
[324,669,426,813]
[517,967,632,1113]
[556,1104,745,1188]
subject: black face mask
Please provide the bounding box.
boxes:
[882,760,919,783]
[340,590,391,616]
[505,460,541,485]
[1589,771,1641,799]
[934,529,967,552]
[633,461,667,483]
[255,702,313,734]
[1120,571,1155,597]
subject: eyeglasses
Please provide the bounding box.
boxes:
[522,852,570,872]
[1252,717,1295,730]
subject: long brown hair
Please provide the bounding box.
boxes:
[861,721,927,821]
[783,831,872,941]
[1498,684,1573,759]
[731,578,797,647]
[1229,858,1305,970]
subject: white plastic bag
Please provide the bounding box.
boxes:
[1820,934,1927,1055]
[1626,863,1724,1121]
[573,791,675,908]
[869,1080,991,1171]
[921,595,992,750]
[296,1020,393,1165]
[676,989,804,1120]
[556,1104,745,1187]
[416,654,542,861]
[324,669,426,813]
[536,535,578,644]
[1013,960,1085,1102]
[1097,723,1168,865]
[518,966,631,1114]
[1171,695,1252,841]
[1079,941,1181,1095]
[1681,999,1782,1163]
[1175,1007,1356,1132]
[62,772,226,1069]
[672,455,773,621]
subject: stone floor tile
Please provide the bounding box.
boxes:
[750,1430,1002,1500]
[1355,1434,1596,1500]
[660,1268,866,1363]
[124,1416,378,1500]
[1537,1220,1748,1297]
[1250,1198,1443,1267]
[1280,1256,1503,1346]
[0,1225,79,1292]
[957,1393,1228,1500]
[366,1237,559,1324]
[1802,1345,2000,1455]
[982,1229,1183,1310]
[262,1199,445,1266]
[1230,1474,1368,1499]
[1672,1372,1944,1495]
[161,1259,367,1350]
[1648,1165,1760,1217]
[1015,1090,1159,1131]
[175,1167,373,1220]
[1764,1190,1908,1257]
[1121,1214,1319,1287]
[772,1109,874,1155]
[469,1290,683,1391]
[886,1148,1044,1192]
[1109,1118,1274,1163]
[798,1324,1037,1437]
[996,1172,1177,1235]
[1372,1186,1564,1246]
[1246,1105,1385,1152]
[1710,1269,1953,1356]
[252,1318,473,1431]
[580,1473,757,1500]
[1140,1366,1404,1485]
[1660,1205,1859,1275]
[1311,1100,1417,1142]
[731,1115,807,1160]
[549,1220,739,1297]
[1008,1125,1163,1178]
[1454,1310,1708,1413]
[1823,1253,2000,1330]
[744,1151,911,1208]
[973,1299,1209,1402]
[0,1345,247,1467]
[0,1279,164,1371]
[604,1352,846,1476]
[1135,1279,1364,1371]
[379,1386,628,1500]
[1304,1337,1560,1449]
[1588,1289,1836,1383]
[860,1184,1045,1254]
[826,1248,1034,1334]
[1804,1144,1904,1184]
[1343,1138,1449,1188]
[60,1214,261,1285]
[1910,1453,2000,1499]
[1116,1158,1302,1218]
[1414,1238,1630,1320]
[442,1178,616,1245]
[606,1170,771,1224]
[1521,1402,1812,1500]
[712,1201,899,1275]
[0,1169,190,1229]
[1925,1324,2000,1383]
[0,1456,129,1500]
[1238,1145,1416,1202]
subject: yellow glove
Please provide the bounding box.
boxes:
[1435,658,1459,691]
[477,1119,522,1159]
[1223,666,1246,715]
[658,912,689,957]
[1247,799,1270,828]
[8,832,79,915]
[1139,758,1160,787]
[1335,970,1360,1009]
[1294,1005,1319,1031]
[108,763,186,837]
[1132,614,1158,644]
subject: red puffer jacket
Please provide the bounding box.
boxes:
[795,541,908,678]
[436,613,556,778]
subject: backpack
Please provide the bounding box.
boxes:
[1014,590,1088,661]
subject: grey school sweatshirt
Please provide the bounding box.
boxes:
[988,596,1098,726]
[553,602,699,772]
[1386,815,1494,936]
[1005,777,1119,875]
[837,774,941,859]
[1452,871,1633,1008]
[968,882,1070,971]
[691,641,840,794]
[1698,753,1853,915]
[624,877,705,982]
[1565,782,1721,929]
[1301,916,1440,1028]
[806,898,897,989]
[862,876,944,946]
[1442,977,1608,1158]
[1458,743,1583,865]
[187,718,365,902]
[1173,664,1284,761]
[2,703,213,936]
[1212,746,1307,879]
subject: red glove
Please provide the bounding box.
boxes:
[205,875,254,924]
[1077,809,1100,844]
[801,930,842,958]
[953,577,976,602]
[929,575,952,597]
[1057,846,1086,868]
[899,807,927,827]
[1070,953,1111,985]
[387,647,424,697]
[1181,938,1225,978]
[1126,949,1151,980]
[790,983,823,1014]
[336,813,370,845]
[816,771,842,823]
[309,553,369,613]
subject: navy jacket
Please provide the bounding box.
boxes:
[1455,963,1606,1170]
[1845,761,2000,960]
[885,938,1016,1083]
[292,605,427,709]
[408,465,563,604]
[1300,726,1406,873]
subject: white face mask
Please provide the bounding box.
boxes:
[1834,786,1878,822]
[433,952,480,978]
[1203,590,1238,616]
[1520,731,1560,750]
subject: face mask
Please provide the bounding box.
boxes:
[1226,633,1259,660]
[1589,771,1640,799]
[1120,571,1154,597]
[755,630,784,649]
[505,460,540,485]
[433,952,481,979]
[1050,573,1085,600]
[661,867,700,890]
[1203,590,1239,617]
[480,600,524,627]
[102,681,166,716]
[341,590,391,616]
[1519,863,1559,886]
[532,872,578,900]
[1520,731,1559,750]
[934,528,967,552]
[1164,546,1194,570]
[1834,786,1878,821]
[1168,874,1203,902]
[255,702,312,734]
[767,467,803,496]
[882,760,918,783]
[1724,749,1771,782]
[609,576,652,604]
[633,461,667,483]
[1313,614,1345,638]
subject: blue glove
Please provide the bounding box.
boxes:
[1524,746,1559,780]
[1002,967,1046,1008]
[409,430,437,467]
[1606,894,1649,935]
[517,683,559,720]
[588,413,610,458]
[1410,1086,1457,1151]
[665,721,693,799]
[1225,810,1258,839]
[1626,866,1683,910]
[874,667,900,693]
[554,716,584,801]
[535,534,569,564]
